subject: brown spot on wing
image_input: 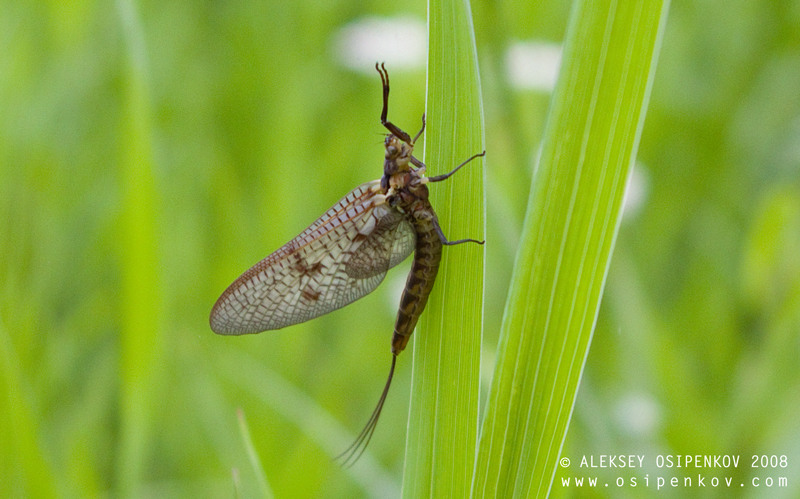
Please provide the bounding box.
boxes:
[293,255,325,277]
[301,285,321,302]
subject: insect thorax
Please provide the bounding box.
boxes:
[386,168,430,218]
[383,135,414,177]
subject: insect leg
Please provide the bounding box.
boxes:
[433,217,484,246]
[376,63,413,144]
[427,150,486,183]
[412,113,426,144]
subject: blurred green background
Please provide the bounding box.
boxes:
[2,0,799,498]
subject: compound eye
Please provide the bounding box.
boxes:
[386,145,397,156]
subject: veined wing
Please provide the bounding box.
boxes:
[210,180,416,335]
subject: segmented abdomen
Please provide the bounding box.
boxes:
[390,202,442,354]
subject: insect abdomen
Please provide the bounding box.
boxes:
[390,208,442,354]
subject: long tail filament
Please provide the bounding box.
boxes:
[335,354,397,467]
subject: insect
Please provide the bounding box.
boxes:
[210,63,484,464]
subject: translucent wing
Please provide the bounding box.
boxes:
[210,180,416,335]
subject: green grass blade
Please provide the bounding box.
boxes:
[472,0,670,497]
[116,0,163,495]
[216,350,400,498]
[401,0,485,496]
[236,409,274,499]
[0,325,57,497]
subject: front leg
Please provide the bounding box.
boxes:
[376,63,413,144]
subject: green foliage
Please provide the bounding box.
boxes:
[237,409,274,498]
[474,1,669,496]
[1,0,799,498]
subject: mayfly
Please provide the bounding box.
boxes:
[210,63,484,464]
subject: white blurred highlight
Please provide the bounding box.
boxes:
[623,165,649,220]
[506,41,562,91]
[334,16,427,74]
[614,393,661,437]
